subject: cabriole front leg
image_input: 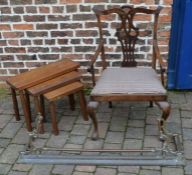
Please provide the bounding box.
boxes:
[155,101,171,140]
[87,101,99,140]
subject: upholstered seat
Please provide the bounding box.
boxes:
[91,67,167,96]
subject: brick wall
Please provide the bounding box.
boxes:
[0,0,172,84]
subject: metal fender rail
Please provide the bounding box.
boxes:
[18,114,185,166]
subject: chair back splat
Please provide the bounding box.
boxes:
[93,6,163,68]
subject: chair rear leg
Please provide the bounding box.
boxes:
[108,101,113,108]
[149,101,153,107]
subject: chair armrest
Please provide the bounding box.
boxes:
[87,40,104,86]
[153,40,166,86]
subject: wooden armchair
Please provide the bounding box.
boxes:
[87,6,170,140]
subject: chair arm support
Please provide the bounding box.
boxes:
[153,40,166,86]
[87,41,104,86]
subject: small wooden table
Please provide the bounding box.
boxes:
[6,59,80,132]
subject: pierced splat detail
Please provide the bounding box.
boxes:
[115,7,139,67]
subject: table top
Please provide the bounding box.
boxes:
[6,59,80,90]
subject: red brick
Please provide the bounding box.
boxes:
[159,15,171,23]
[13,24,34,30]
[60,0,82,3]
[0,25,11,30]
[3,32,24,38]
[5,47,26,53]
[39,7,50,13]
[8,40,19,46]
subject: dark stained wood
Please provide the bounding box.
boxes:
[50,102,59,135]
[78,90,88,121]
[44,82,84,101]
[92,94,167,102]
[10,87,20,121]
[27,71,81,96]
[44,81,87,135]
[34,96,44,134]
[7,60,80,90]
[19,90,32,132]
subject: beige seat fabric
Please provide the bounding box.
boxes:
[91,67,167,96]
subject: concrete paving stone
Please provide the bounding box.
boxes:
[97,122,109,139]
[181,111,192,119]
[11,128,29,144]
[162,167,184,175]
[95,167,116,175]
[168,109,181,123]
[0,122,22,138]
[141,166,160,170]
[181,118,192,128]
[58,117,76,131]
[75,115,91,125]
[145,125,159,136]
[126,128,144,139]
[105,132,124,144]
[33,138,47,148]
[109,121,127,132]
[75,165,96,172]
[96,113,112,122]
[84,139,103,149]
[117,173,137,175]
[168,92,187,104]
[73,171,93,175]
[129,110,146,120]
[144,136,162,148]
[62,109,80,116]
[185,92,192,102]
[180,102,192,111]
[112,110,129,117]
[184,140,192,159]
[46,132,69,148]
[0,115,12,129]
[182,129,192,140]
[123,139,142,149]
[97,103,113,113]
[139,169,160,175]
[103,143,122,149]
[185,160,192,175]
[0,144,24,164]
[8,171,28,175]
[128,120,145,128]
[71,124,90,136]
[68,135,87,145]
[52,165,74,175]
[64,143,83,149]
[12,163,32,172]
[166,122,182,134]
[0,163,12,175]
[0,138,10,148]
[146,107,161,116]
[29,165,53,175]
[0,148,4,155]
[118,166,139,174]
[146,115,159,125]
